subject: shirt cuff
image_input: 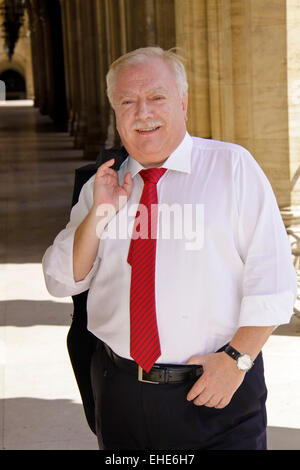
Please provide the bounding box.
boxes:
[239,290,296,327]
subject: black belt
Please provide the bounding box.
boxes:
[103,344,203,385]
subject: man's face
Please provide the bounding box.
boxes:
[112,58,188,167]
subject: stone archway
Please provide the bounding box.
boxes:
[0,68,26,100]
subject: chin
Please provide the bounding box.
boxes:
[125,140,162,158]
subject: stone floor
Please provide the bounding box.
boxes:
[0,100,300,450]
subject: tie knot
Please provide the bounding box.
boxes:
[139,168,167,185]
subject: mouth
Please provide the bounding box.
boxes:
[136,126,161,135]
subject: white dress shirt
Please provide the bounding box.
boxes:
[42,132,297,364]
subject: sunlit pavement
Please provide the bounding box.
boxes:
[1,101,299,450]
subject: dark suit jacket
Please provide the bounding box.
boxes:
[66,147,128,434]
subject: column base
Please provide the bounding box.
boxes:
[281,206,300,229]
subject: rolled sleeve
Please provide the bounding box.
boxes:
[42,227,100,297]
[42,175,99,298]
[235,149,298,327]
[239,291,296,327]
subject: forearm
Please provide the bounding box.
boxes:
[73,206,110,282]
[229,325,276,360]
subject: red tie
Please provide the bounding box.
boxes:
[127,168,167,372]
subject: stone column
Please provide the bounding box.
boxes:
[102,0,129,148]
[38,0,54,117]
[79,0,106,158]
[175,0,211,138]
[62,0,76,135]
[93,0,112,150]
[284,0,300,280]
[104,0,127,61]
[30,0,48,113]
[59,0,72,131]
[124,0,156,51]
[204,0,298,215]
[206,0,235,141]
[285,0,300,232]
[25,0,40,105]
[72,0,87,147]
[21,8,34,100]
[154,0,176,50]
[229,0,291,210]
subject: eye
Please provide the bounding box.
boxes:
[153,96,165,101]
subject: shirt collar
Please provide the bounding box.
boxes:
[124,132,193,178]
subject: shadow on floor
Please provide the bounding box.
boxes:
[267,426,300,450]
[0,300,72,327]
[0,397,98,450]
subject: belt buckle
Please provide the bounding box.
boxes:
[138,365,159,384]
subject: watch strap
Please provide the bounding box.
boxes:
[224,345,241,361]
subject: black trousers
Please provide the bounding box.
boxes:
[90,345,268,450]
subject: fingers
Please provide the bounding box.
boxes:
[186,371,232,409]
[196,394,218,408]
[186,374,206,401]
[192,392,226,408]
[215,398,230,409]
[100,158,115,169]
[192,389,212,407]
[96,159,116,178]
[96,163,132,198]
[123,171,133,197]
[95,160,119,188]
[187,382,232,409]
[188,387,229,408]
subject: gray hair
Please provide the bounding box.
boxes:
[106,46,188,107]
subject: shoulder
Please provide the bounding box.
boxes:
[191,136,251,158]
[190,136,256,175]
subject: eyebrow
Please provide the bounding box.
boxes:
[117,87,169,102]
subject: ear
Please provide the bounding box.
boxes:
[182,93,188,121]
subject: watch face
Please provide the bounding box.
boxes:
[237,354,253,371]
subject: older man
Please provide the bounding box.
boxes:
[43,47,297,450]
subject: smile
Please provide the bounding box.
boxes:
[136,126,161,134]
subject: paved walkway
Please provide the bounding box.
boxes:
[0,101,299,450]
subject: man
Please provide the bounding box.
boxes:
[42,47,297,450]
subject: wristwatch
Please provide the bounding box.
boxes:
[224,345,254,371]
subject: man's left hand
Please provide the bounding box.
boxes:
[186,351,246,409]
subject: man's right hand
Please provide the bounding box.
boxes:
[93,158,133,212]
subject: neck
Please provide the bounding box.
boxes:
[142,158,168,169]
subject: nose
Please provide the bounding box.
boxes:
[135,98,153,120]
